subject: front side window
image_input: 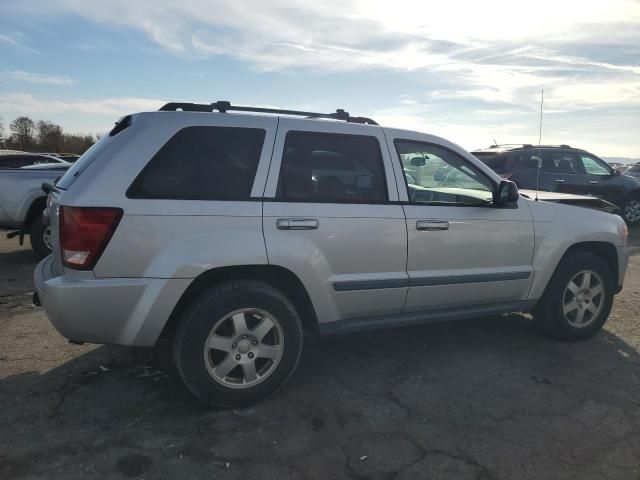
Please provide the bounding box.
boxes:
[277,131,387,203]
[580,154,611,176]
[128,126,265,200]
[395,141,494,206]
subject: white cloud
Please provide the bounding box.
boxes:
[0,33,40,54]
[1,0,638,154]
[0,93,164,115]
[8,71,75,86]
[3,0,638,109]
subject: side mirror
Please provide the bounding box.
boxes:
[497,180,519,205]
[612,169,620,176]
[410,156,426,167]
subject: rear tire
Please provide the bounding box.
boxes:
[29,216,52,260]
[533,251,614,340]
[174,280,303,407]
[621,194,640,226]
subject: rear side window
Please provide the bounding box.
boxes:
[277,131,387,203]
[128,126,265,200]
[512,151,543,170]
[473,152,507,173]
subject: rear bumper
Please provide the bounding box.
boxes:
[34,256,191,346]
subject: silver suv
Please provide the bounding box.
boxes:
[35,102,629,407]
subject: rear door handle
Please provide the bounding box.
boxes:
[590,180,599,184]
[277,218,319,230]
[555,179,565,183]
[416,220,449,231]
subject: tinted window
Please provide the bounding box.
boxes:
[629,166,640,173]
[512,151,543,170]
[474,152,507,173]
[396,141,493,205]
[277,131,387,203]
[56,135,112,189]
[0,154,48,169]
[580,154,610,176]
[128,126,265,200]
[542,151,581,174]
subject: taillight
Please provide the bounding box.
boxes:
[59,206,123,270]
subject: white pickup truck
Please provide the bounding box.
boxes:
[0,160,70,257]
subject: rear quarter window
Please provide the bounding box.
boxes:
[473,153,507,173]
[127,126,266,200]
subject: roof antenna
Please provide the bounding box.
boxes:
[493,138,498,146]
[535,89,544,201]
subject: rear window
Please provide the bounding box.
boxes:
[127,126,265,200]
[56,135,113,189]
[628,166,640,173]
[473,152,507,173]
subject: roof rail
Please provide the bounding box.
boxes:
[489,143,532,149]
[158,101,379,125]
[488,143,572,150]
[522,144,572,149]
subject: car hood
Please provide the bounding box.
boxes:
[519,189,618,214]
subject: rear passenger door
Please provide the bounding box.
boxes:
[262,119,407,325]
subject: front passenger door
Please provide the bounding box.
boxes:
[544,150,590,196]
[388,134,534,312]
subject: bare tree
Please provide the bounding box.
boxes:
[62,133,96,154]
[36,120,63,152]
[9,116,36,150]
[0,116,5,148]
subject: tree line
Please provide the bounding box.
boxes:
[0,115,97,155]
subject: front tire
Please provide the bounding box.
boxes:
[29,216,52,259]
[533,251,614,340]
[174,280,303,407]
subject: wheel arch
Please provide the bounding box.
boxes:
[562,241,619,286]
[159,264,319,342]
[23,196,46,230]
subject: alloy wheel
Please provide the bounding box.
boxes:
[562,270,605,328]
[624,199,640,224]
[42,226,53,251]
[204,308,284,389]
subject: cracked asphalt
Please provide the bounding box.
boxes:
[1,231,640,480]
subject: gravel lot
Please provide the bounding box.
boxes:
[1,231,639,480]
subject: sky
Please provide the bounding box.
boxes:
[0,0,639,157]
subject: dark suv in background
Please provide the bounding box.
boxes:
[472,145,640,225]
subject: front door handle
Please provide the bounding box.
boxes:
[589,180,599,184]
[555,179,565,183]
[416,220,450,231]
[277,218,319,230]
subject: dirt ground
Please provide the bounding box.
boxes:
[1,231,640,480]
